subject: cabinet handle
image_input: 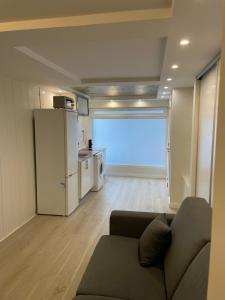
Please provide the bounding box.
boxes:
[60,182,66,188]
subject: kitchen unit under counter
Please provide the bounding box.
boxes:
[79,155,94,199]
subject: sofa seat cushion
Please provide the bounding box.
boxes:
[74,296,125,300]
[77,235,166,300]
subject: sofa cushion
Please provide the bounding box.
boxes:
[77,235,166,300]
[164,197,211,299]
[74,296,124,300]
[172,242,210,300]
[139,215,172,266]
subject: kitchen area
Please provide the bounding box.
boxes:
[34,93,105,216]
[79,148,105,199]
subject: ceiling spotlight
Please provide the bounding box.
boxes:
[167,78,172,81]
[164,86,169,89]
[180,39,190,46]
[171,64,179,69]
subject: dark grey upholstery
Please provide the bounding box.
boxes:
[172,243,210,300]
[74,296,124,300]
[139,215,172,266]
[74,197,211,300]
[110,210,175,238]
[164,197,211,299]
[77,235,166,300]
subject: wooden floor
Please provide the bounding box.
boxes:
[0,176,172,300]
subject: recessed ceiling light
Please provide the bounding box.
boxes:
[180,39,190,46]
[164,86,169,89]
[58,90,63,93]
[167,78,172,81]
[162,91,170,95]
[171,64,179,69]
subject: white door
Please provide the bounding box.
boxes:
[66,111,78,175]
[196,64,219,203]
[66,173,79,215]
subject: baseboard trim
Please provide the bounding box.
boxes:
[105,164,166,179]
[106,172,166,179]
[169,202,180,209]
[0,214,36,243]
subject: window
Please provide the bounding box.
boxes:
[92,118,167,168]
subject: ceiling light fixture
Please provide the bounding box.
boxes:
[167,78,172,81]
[171,64,179,69]
[164,86,169,89]
[180,39,190,46]
[58,90,63,93]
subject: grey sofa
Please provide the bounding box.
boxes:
[73,197,211,300]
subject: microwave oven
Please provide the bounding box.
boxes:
[53,96,75,109]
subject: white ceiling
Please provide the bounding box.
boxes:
[24,37,166,79]
[0,0,172,21]
[0,0,223,100]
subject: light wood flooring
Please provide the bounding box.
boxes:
[0,176,173,300]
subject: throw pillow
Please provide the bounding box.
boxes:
[139,215,172,266]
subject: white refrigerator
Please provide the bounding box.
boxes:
[34,109,79,216]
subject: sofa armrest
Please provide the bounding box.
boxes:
[110,210,175,239]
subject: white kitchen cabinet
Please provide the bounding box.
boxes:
[79,156,94,199]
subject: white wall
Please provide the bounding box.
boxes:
[78,116,91,149]
[0,75,40,241]
[105,164,166,179]
[208,22,225,298]
[169,87,194,208]
[89,99,169,109]
[195,64,219,203]
[0,81,91,242]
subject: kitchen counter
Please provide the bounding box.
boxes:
[78,148,106,161]
[78,153,93,161]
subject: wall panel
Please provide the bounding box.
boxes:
[169,87,194,208]
[0,75,40,241]
[196,64,219,203]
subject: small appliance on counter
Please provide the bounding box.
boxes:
[53,95,75,109]
[88,139,93,150]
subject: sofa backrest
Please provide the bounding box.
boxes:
[172,242,210,300]
[163,197,211,300]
